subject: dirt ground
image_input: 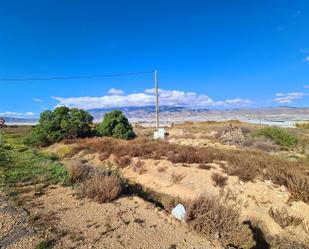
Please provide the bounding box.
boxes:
[3,121,309,248]
[52,121,309,247]
[0,193,39,249]
[18,186,217,249]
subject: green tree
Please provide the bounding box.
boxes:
[27,107,94,146]
[97,110,136,140]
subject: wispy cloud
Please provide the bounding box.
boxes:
[107,88,124,95]
[273,92,305,103]
[33,98,42,102]
[305,56,309,62]
[0,111,37,118]
[53,88,253,109]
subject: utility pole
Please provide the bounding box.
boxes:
[154,69,159,130]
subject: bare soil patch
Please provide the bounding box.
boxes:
[24,186,217,249]
[0,193,39,249]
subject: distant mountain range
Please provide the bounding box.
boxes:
[1,117,38,124]
[2,106,309,127]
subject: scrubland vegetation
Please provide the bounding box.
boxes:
[2,119,309,249]
[251,126,299,149]
[268,207,303,228]
[296,121,309,129]
[81,174,122,203]
[186,196,254,248]
[68,136,309,204]
[66,159,123,203]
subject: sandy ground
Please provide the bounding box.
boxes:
[45,122,309,246]
[67,145,309,245]
[121,158,309,244]
[17,186,217,249]
[0,193,39,249]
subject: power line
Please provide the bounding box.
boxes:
[0,70,154,81]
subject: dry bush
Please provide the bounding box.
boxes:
[198,164,211,170]
[250,140,279,152]
[168,146,202,164]
[115,155,131,168]
[161,196,183,212]
[67,161,94,184]
[266,234,309,249]
[157,165,168,172]
[302,220,309,235]
[211,173,228,188]
[98,152,110,161]
[171,172,186,183]
[224,151,263,181]
[244,137,280,152]
[82,174,122,203]
[186,196,255,248]
[264,161,309,203]
[268,207,303,228]
[132,160,147,175]
[296,122,309,129]
[69,137,309,204]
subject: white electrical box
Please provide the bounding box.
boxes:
[154,128,165,139]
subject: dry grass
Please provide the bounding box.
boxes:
[211,173,228,188]
[266,235,309,249]
[68,137,309,204]
[296,122,309,129]
[67,160,94,184]
[81,174,122,203]
[198,164,212,170]
[186,196,255,248]
[162,196,183,212]
[171,172,186,183]
[244,137,280,152]
[268,207,303,228]
[157,165,168,172]
[115,155,131,168]
[132,160,147,175]
[302,220,309,235]
[98,152,110,161]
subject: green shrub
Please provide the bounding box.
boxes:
[96,110,136,140]
[252,126,299,149]
[26,107,94,146]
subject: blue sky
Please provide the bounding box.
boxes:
[1,0,309,118]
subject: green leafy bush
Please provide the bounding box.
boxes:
[252,126,299,149]
[26,107,94,146]
[96,110,136,140]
